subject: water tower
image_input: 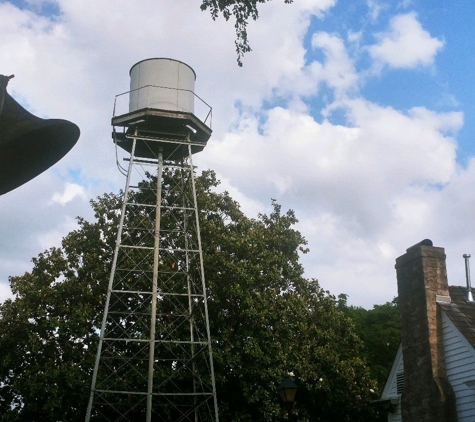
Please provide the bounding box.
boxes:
[86,58,219,422]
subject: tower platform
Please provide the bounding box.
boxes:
[112,108,212,161]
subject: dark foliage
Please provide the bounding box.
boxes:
[0,170,380,421]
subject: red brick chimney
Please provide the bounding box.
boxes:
[395,239,457,422]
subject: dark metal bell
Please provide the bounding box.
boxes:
[0,74,80,195]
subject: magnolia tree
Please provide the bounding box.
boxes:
[0,170,379,421]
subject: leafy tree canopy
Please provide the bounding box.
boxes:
[200,0,293,65]
[0,170,379,421]
[338,295,401,392]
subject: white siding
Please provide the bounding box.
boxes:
[442,310,475,421]
[381,344,403,422]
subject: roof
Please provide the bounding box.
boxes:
[439,286,475,350]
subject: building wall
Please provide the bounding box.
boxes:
[442,311,475,421]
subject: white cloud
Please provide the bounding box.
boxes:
[369,12,444,68]
[200,93,465,305]
[311,32,359,97]
[0,0,473,310]
[343,99,462,187]
[202,99,462,242]
[366,0,385,21]
[51,182,87,205]
[212,177,266,218]
[0,282,13,303]
[38,215,79,250]
[0,0,337,297]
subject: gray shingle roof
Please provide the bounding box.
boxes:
[438,286,475,350]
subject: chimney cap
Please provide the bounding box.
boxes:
[406,239,433,253]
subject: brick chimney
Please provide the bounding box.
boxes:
[395,239,457,422]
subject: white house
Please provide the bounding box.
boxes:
[379,240,475,422]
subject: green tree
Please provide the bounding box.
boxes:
[338,295,401,392]
[200,0,294,65]
[0,170,378,421]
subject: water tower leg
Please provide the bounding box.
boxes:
[86,137,219,421]
[147,150,163,422]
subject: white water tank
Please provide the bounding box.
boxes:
[128,58,196,114]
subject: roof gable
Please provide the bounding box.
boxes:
[382,343,403,399]
[439,286,475,350]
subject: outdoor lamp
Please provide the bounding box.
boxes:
[278,379,298,403]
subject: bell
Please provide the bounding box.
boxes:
[0,74,80,195]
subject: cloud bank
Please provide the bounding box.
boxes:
[0,0,473,307]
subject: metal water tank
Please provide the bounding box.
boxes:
[129,58,196,114]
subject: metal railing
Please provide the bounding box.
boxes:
[112,85,212,128]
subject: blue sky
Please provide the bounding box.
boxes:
[300,0,475,163]
[1,0,475,307]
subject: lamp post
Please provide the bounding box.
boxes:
[278,379,298,403]
[278,379,298,420]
